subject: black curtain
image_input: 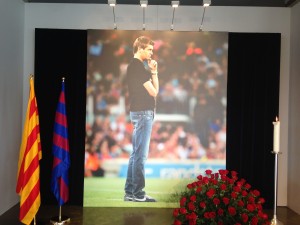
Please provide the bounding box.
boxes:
[34,29,87,205]
[226,32,281,208]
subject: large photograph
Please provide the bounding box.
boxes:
[84,30,228,207]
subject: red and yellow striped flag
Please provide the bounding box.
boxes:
[16,76,42,225]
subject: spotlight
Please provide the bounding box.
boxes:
[171,1,179,8]
[170,1,179,30]
[108,0,117,29]
[200,0,211,31]
[140,0,148,7]
[203,0,211,7]
[108,0,116,7]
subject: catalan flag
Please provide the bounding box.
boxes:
[16,76,42,225]
[51,78,70,206]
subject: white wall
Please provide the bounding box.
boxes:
[24,3,291,206]
[0,0,24,215]
[288,1,300,214]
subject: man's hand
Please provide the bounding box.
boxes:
[148,59,158,73]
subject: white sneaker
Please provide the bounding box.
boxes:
[133,195,156,202]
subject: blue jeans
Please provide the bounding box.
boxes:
[125,110,154,198]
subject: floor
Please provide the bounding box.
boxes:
[1,204,300,225]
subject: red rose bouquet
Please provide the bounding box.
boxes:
[172,169,270,225]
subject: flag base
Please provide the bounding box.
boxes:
[50,216,70,225]
[270,217,284,225]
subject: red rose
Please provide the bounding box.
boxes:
[205,169,212,175]
[213,197,220,205]
[192,182,198,188]
[209,212,216,219]
[238,200,244,207]
[219,169,229,175]
[189,220,196,225]
[180,197,186,206]
[247,203,255,212]
[196,187,202,193]
[223,197,230,205]
[233,186,241,192]
[211,179,218,185]
[258,197,265,204]
[231,192,237,199]
[173,209,179,217]
[258,210,264,218]
[215,173,219,179]
[236,181,243,187]
[242,190,248,196]
[257,203,262,210]
[174,220,181,225]
[242,213,249,223]
[203,177,209,184]
[199,201,206,208]
[180,208,187,214]
[217,208,224,216]
[228,206,236,216]
[248,196,255,203]
[187,183,193,189]
[217,221,223,225]
[204,212,210,219]
[190,195,197,202]
[228,179,235,184]
[189,212,197,219]
[221,175,227,181]
[253,189,260,197]
[231,170,238,177]
[262,213,268,220]
[220,184,227,191]
[218,169,225,175]
[188,202,195,211]
[197,175,203,180]
[206,188,215,198]
[245,183,251,189]
[251,216,258,225]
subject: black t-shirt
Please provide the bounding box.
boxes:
[126,58,155,111]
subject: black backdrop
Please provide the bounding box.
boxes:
[35,28,87,205]
[227,33,280,208]
[34,29,280,208]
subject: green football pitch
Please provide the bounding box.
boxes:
[84,177,193,208]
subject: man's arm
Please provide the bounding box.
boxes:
[144,59,159,97]
[143,72,159,97]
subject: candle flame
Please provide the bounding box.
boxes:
[275,116,279,122]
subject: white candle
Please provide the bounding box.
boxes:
[273,117,280,153]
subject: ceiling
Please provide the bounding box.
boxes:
[23,0,300,7]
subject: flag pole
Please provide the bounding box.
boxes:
[50,206,70,225]
[59,206,61,222]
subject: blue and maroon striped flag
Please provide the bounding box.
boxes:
[51,79,70,206]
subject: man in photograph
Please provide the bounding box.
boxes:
[124,36,159,202]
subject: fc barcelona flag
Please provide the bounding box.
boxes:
[51,78,70,206]
[16,76,42,225]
